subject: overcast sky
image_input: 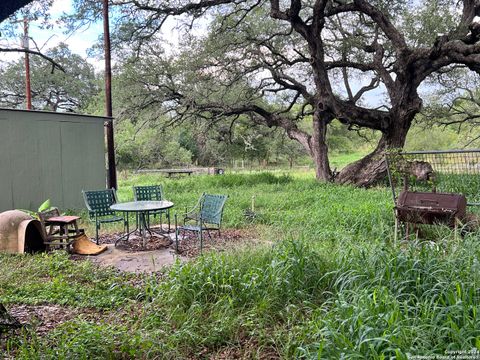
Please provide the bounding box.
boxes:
[0,1,102,66]
[0,0,395,108]
[0,0,182,71]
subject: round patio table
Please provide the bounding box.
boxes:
[110,200,174,248]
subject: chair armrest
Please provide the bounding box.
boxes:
[182,202,201,220]
[185,202,200,215]
[182,212,199,226]
[185,194,205,215]
[184,209,198,217]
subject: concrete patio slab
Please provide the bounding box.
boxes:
[87,245,184,273]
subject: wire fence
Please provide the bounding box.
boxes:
[385,150,480,206]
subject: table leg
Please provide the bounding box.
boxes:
[124,213,130,241]
[114,208,173,247]
[68,221,79,253]
[137,212,144,239]
[63,224,69,249]
[115,212,138,246]
[145,211,153,237]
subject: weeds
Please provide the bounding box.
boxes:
[2,172,479,358]
[0,252,141,308]
[290,238,480,358]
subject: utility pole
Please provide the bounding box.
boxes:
[23,17,32,110]
[103,0,117,189]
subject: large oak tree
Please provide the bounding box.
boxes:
[84,0,480,185]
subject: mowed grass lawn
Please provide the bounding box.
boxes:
[1,171,480,359]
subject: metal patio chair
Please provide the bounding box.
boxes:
[133,184,171,231]
[175,193,228,252]
[82,189,126,244]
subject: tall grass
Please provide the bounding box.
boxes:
[3,172,480,358]
[291,236,480,358]
[115,172,392,241]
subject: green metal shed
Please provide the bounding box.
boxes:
[0,108,108,211]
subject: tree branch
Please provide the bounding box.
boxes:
[0,48,65,73]
[351,0,408,53]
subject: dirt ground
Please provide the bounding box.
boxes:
[1,303,280,359]
[72,226,259,274]
[5,304,89,336]
[0,226,264,357]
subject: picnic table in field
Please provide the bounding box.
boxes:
[137,169,194,177]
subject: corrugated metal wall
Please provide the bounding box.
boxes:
[0,109,107,211]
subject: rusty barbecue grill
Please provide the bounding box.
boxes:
[385,150,480,242]
[395,191,467,228]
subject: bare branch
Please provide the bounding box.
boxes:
[0,48,65,73]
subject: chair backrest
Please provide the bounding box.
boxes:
[82,189,117,217]
[37,207,60,223]
[37,207,60,239]
[200,193,228,225]
[133,185,164,201]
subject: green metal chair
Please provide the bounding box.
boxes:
[82,189,125,244]
[133,184,171,231]
[175,193,228,252]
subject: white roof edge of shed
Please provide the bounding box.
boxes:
[0,108,113,121]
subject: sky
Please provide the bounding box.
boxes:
[0,0,103,68]
[0,0,404,109]
[0,0,181,71]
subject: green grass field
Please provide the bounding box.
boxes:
[2,171,480,359]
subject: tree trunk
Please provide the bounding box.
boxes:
[285,110,332,181]
[335,116,411,187]
[334,82,423,187]
[310,112,332,181]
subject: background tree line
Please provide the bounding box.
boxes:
[2,0,480,176]
[0,42,479,171]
